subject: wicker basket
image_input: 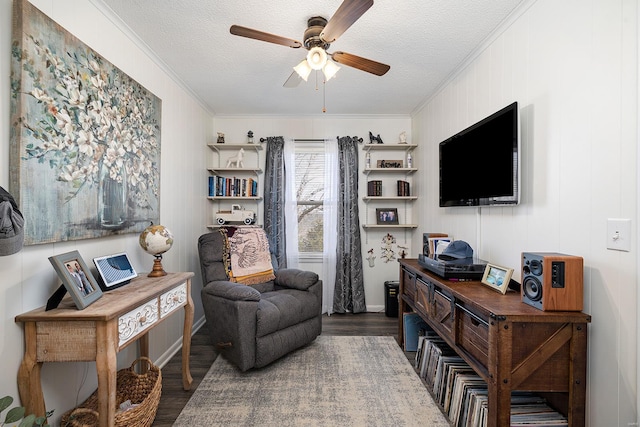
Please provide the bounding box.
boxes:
[61,357,162,427]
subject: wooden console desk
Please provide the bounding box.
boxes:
[398,259,590,427]
[15,272,194,427]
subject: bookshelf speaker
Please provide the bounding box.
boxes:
[423,234,429,255]
[521,252,583,311]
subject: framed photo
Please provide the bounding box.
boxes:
[376,208,399,225]
[48,250,102,309]
[93,252,138,291]
[481,263,514,295]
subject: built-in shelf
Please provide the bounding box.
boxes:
[362,224,418,229]
[208,167,263,174]
[207,224,262,229]
[363,168,417,175]
[207,143,263,152]
[208,140,263,228]
[363,143,417,151]
[207,196,262,201]
[361,142,417,231]
[362,196,417,202]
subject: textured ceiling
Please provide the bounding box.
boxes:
[97,0,526,115]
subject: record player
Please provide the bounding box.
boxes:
[417,253,487,281]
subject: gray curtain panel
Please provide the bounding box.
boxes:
[263,136,287,268]
[333,136,366,313]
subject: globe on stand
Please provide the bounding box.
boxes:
[139,223,174,277]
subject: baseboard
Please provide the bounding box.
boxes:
[155,315,207,369]
[366,304,385,313]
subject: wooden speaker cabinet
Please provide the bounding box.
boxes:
[522,252,583,311]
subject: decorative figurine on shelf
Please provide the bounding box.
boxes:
[226,148,245,168]
[247,130,254,144]
[215,204,256,225]
[369,131,384,144]
[407,152,413,168]
[366,248,376,267]
[399,131,407,144]
[216,132,225,144]
[398,245,408,258]
[381,233,396,263]
[365,151,371,169]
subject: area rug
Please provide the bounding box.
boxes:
[174,336,449,426]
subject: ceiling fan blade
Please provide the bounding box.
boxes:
[230,25,302,48]
[283,71,303,88]
[321,0,373,43]
[331,51,390,76]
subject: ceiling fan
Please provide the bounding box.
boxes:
[229,0,390,88]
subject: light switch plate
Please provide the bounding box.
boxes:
[607,218,631,252]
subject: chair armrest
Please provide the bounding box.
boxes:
[202,280,261,301]
[274,269,319,291]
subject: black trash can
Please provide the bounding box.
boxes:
[384,281,400,317]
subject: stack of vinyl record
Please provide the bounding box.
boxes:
[414,327,569,427]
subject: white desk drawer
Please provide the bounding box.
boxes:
[160,282,187,318]
[118,299,159,347]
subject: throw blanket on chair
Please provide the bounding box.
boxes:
[219,226,276,285]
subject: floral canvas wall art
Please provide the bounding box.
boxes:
[10,0,161,245]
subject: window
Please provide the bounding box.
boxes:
[295,144,325,254]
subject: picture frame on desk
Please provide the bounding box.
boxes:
[376,208,399,225]
[93,252,137,291]
[48,250,102,309]
[480,263,513,295]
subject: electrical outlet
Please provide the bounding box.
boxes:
[607,218,631,252]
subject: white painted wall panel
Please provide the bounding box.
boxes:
[0,0,212,423]
[411,0,638,424]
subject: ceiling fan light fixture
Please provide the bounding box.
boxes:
[294,59,312,81]
[322,59,340,81]
[306,46,327,70]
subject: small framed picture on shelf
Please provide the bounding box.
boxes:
[480,263,513,294]
[376,208,399,225]
[49,250,103,309]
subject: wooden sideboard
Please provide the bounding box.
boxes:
[398,259,590,427]
[15,272,195,427]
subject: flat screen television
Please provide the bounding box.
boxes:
[439,102,520,207]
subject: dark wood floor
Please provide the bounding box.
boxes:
[151,312,399,426]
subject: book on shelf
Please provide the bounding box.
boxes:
[208,176,215,197]
[397,180,410,196]
[208,176,258,197]
[367,180,382,196]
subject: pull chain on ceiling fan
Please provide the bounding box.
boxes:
[229,0,390,88]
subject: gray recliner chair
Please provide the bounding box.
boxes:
[198,228,322,371]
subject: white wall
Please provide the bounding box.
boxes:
[411,0,638,424]
[212,115,412,312]
[0,0,212,423]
